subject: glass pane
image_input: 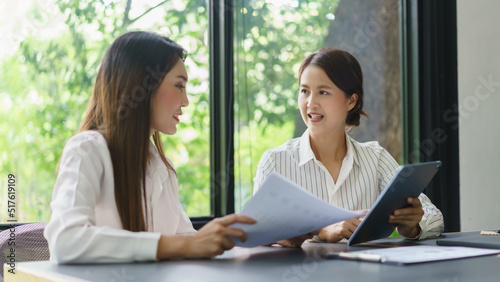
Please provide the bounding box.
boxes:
[0,0,210,223]
[158,1,211,217]
[233,0,401,212]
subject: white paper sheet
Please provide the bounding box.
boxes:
[329,246,500,265]
[230,172,364,247]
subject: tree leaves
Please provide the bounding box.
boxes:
[1,0,338,220]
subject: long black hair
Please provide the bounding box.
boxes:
[79,31,186,231]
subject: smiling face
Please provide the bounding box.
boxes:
[150,58,189,135]
[298,64,358,136]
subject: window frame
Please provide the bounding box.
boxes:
[400,0,459,232]
[194,0,460,231]
[191,0,235,229]
[1,0,460,232]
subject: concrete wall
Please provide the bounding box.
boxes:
[457,0,500,231]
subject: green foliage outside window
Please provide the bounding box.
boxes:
[233,0,335,210]
[0,0,342,221]
[0,0,212,221]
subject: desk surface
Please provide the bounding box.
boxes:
[4,232,500,282]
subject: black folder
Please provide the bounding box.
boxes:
[437,233,500,249]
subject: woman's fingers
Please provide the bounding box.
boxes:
[182,215,256,258]
[345,217,362,232]
[390,214,420,222]
[220,237,236,250]
[391,197,424,225]
[223,227,248,242]
[277,238,304,248]
[215,214,257,226]
[408,197,422,207]
[389,199,423,238]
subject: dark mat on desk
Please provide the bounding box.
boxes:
[437,234,500,249]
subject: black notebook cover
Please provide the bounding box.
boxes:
[437,234,500,249]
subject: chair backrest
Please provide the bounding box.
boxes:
[0,222,49,281]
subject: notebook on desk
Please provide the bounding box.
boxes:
[326,245,500,265]
[436,232,500,249]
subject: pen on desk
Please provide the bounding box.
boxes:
[329,252,385,263]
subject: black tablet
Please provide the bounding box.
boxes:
[347,161,442,246]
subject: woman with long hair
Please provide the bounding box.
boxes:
[45,31,255,263]
[254,48,443,247]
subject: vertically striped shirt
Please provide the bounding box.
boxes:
[253,129,444,239]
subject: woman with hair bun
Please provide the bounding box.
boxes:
[45,31,255,263]
[253,48,443,247]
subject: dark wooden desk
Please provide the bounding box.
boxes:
[4,232,500,282]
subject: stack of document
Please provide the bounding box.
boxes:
[230,172,364,247]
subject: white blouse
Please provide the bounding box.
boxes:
[254,129,444,239]
[44,131,195,263]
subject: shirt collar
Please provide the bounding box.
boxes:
[298,129,360,167]
[298,129,315,166]
[346,133,360,167]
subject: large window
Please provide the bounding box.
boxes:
[0,0,211,222]
[234,0,402,211]
[1,0,403,225]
